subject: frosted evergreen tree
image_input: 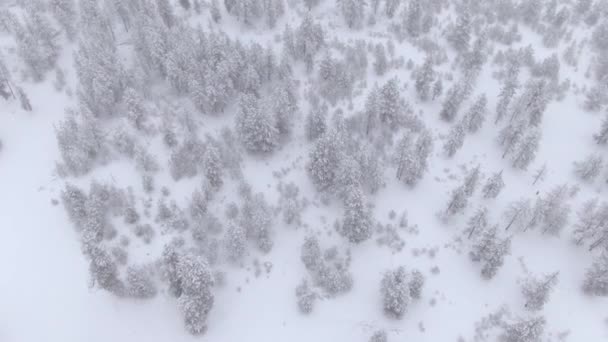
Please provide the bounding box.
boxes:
[443,122,466,158]
[176,253,215,335]
[340,185,373,243]
[482,171,505,199]
[463,165,481,196]
[521,271,559,311]
[532,163,547,185]
[432,79,443,101]
[582,251,608,296]
[211,0,222,22]
[240,192,274,253]
[49,0,77,41]
[594,113,608,145]
[75,26,124,117]
[339,0,366,29]
[224,223,247,262]
[318,54,355,104]
[447,12,471,52]
[169,138,205,180]
[308,130,344,191]
[445,185,468,217]
[538,184,571,236]
[56,109,108,176]
[123,88,147,131]
[61,183,89,226]
[469,225,511,279]
[466,207,489,239]
[364,84,381,136]
[405,0,422,38]
[16,87,32,111]
[498,120,526,159]
[294,14,325,71]
[269,80,298,137]
[235,94,279,153]
[495,61,520,124]
[573,199,608,250]
[126,265,157,299]
[500,316,546,342]
[88,246,125,295]
[395,135,413,182]
[0,54,14,100]
[463,95,488,133]
[156,0,176,27]
[373,43,388,76]
[381,266,410,319]
[440,84,463,122]
[369,330,387,342]
[179,0,191,10]
[408,269,425,299]
[306,101,328,140]
[379,78,403,127]
[304,0,321,9]
[334,156,363,198]
[16,8,60,81]
[415,56,434,101]
[511,130,541,170]
[573,154,603,181]
[509,79,549,127]
[301,235,322,271]
[203,143,223,188]
[296,279,317,314]
[384,0,400,18]
[189,189,208,223]
[395,131,432,187]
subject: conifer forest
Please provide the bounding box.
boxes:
[1,0,608,341]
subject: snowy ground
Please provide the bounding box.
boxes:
[2,1,608,342]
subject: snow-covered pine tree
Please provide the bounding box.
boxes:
[594,113,608,145]
[339,0,366,29]
[202,143,223,188]
[538,184,571,236]
[463,94,488,133]
[379,77,402,127]
[500,315,546,342]
[572,198,608,250]
[235,94,279,153]
[445,185,468,217]
[405,0,422,38]
[495,60,520,124]
[447,11,471,52]
[443,122,466,158]
[340,185,373,243]
[373,43,388,76]
[176,253,215,335]
[521,271,559,311]
[308,130,344,191]
[469,225,511,279]
[440,84,463,122]
[498,120,526,159]
[482,171,505,199]
[510,129,541,170]
[466,207,489,239]
[381,266,410,319]
[415,56,434,101]
[463,165,481,197]
[582,251,608,296]
[49,0,77,41]
[384,0,400,18]
[16,8,60,81]
[573,154,603,181]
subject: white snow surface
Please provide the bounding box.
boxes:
[1,1,608,342]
